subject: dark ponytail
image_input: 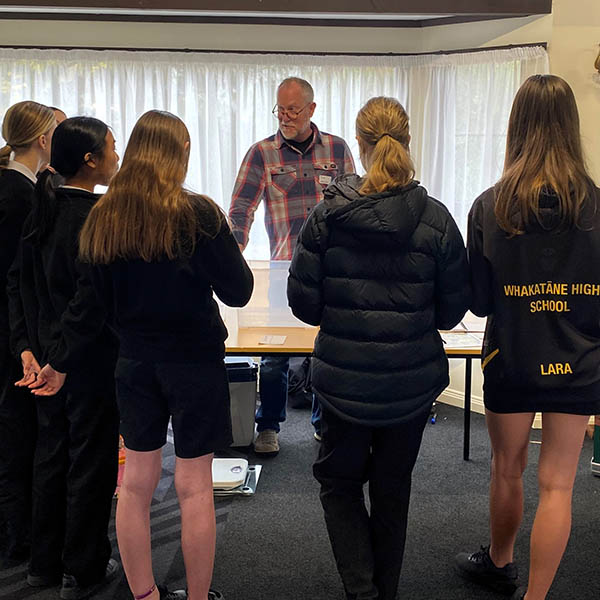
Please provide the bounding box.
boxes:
[30,116,108,243]
[29,170,63,242]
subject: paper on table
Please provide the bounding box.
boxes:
[259,335,287,345]
[441,332,483,348]
[452,311,486,333]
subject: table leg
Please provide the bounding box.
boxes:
[593,416,600,476]
[463,357,472,461]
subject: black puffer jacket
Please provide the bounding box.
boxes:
[287,174,470,425]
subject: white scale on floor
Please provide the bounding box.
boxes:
[212,458,262,496]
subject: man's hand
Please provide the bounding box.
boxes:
[28,364,67,396]
[15,350,41,387]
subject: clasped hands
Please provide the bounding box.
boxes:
[15,350,67,396]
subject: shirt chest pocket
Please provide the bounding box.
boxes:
[268,165,297,197]
[314,162,339,194]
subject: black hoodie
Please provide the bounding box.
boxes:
[468,185,600,411]
[288,174,470,426]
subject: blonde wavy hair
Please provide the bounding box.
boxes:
[0,101,55,169]
[495,74,595,234]
[356,96,415,195]
[79,110,223,264]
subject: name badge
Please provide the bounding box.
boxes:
[319,175,332,185]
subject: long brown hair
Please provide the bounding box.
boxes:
[356,96,415,195]
[495,74,595,234]
[1,101,55,169]
[79,110,224,264]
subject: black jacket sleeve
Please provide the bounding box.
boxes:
[287,206,327,326]
[195,220,254,307]
[434,211,471,330]
[6,239,30,358]
[46,261,110,373]
[0,193,30,298]
[0,186,33,344]
[467,195,493,317]
[43,194,114,373]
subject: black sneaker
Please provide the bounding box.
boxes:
[511,587,527,600]
[60,558,120,600]
[158,585,187,599]
[454,545,518,595]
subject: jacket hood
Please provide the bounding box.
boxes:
[323,174,428,247]
[514,187,599,233]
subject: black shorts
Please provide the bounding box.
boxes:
[483,380,600,416]
[115,357,233,458]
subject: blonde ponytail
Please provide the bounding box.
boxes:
[356,97,415,195]
[0,144,11,169]
[1,101,55,170]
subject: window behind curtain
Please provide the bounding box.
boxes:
[0,45,548,258]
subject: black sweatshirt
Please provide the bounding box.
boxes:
[0,169,34,348]
[8,186,117,392]
[468,186,600,403]
[49,198,254,370]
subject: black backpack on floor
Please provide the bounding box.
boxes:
[287,356,313,409]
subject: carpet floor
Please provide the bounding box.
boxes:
[1,402,598,599]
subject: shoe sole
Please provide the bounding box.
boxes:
[253,448,279,457]
[454,563,518,595]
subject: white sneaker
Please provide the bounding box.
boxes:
[254,429,280,455]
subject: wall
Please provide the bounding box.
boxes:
[550,0,600,182]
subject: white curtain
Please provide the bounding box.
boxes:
[0,45,548,258]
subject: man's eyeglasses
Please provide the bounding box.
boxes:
[272,103,311,120]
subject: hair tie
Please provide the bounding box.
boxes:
[376,133,395,143]
[134,584,156,600]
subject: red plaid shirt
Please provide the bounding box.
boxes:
[229,123,355,260]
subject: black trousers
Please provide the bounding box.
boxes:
[0,345,36,561]
[313,406,430,600]
[30,384,119,584]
